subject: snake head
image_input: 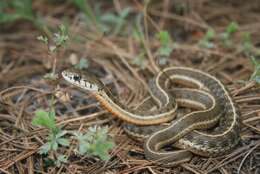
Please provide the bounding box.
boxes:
[61,69,104,93]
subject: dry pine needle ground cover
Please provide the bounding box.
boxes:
[0,0,260,174]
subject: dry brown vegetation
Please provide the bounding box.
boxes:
[0,0,260,173]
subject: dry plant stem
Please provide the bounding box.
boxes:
[1,148,38,170]
[143,1,159,73]
[243,116,260,134]
[52,54,57,75]
[133,0,159,73]
[158,0,170,29]
[113,0,122,12]
[0,168,12,174]
[232,81,256,96]
[145,12,161,32]
[149,8,209,30]
[56,125,85,174]
[101,38,149,91]
[180,163,203,174]
[110,139,131,167]
[57,110,107,125]
[93,58,137,92]
[14,101,26,128]
[0,65,46,83]
[237,142,260,174]
[0,86,45,97]
[206,140,260,173]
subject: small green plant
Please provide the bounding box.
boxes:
[72,0,131,34]
[156,31,174,57]
[131,52,147,69]
[0,0,45,30]
[72,0,100,30]
[73,126,115,161]
[32,109,70,154]
[32,108,115,163]
[199,22,239,49]
[250,56,260,84]
[38,24,69,52]
[0,0,34,23]
[100,7,131,35]
[37,24,69,80]
[220,22,239,47]
[155,30,175,65]
[242,32,253,54]
[74,58,89,70]
[132,17,145,43]
[225,22,239,35]
[199,28,216,49]
[55,154,68,167]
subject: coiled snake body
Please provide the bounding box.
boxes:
[62,67,240,166]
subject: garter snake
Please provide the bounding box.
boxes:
[61,66,240,166]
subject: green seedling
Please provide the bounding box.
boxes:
[74,58,89,70]
[0,0,34,23]
[32,109,70,155]
[73,126,115,161]
[0,0,45,31]
[37,24,69,53]
[220,22,239,48]
[250,56,260,84]
[131,52,147,69]
[72,0,131,34]
[199,28,216,49]
[242,32,253,54]
[100,7,131,35]
[155,30,175,65]
[72,0,107,32]
[156,30,174,57]
[38,24,69,80]
[55,155,68,167]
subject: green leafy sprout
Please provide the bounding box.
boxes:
[156,31,174,57]
[0,0,34,23]
[131,52,147,69]
[242,32,253,54]
[72,0,131,34]
[199,28,216,49]
[32,109,70,155]
[74,58,89,70]
[73,126,115,161]
[0,0,47,32]
[225,22,239,35]
[72,0,100,31]
[99,7,131,35]
[37,24,69,80]
[250,56,260,84]
[199,22,239,49]
[55,154,68,167]
[220,22,239,47]
[32,109,115,163]
[155,30,174,65]
[37,24,69,53]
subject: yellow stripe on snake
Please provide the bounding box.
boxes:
[61,66,240,166]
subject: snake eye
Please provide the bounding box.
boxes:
[73,75,81,81]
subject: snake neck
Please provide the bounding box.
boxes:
[93,88,177,125]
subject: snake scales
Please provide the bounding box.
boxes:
[61,66,240,166]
